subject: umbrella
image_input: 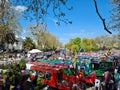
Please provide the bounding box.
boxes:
[29,49,41,53]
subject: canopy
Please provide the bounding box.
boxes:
[26,63,34,70]
[29,49,41,53]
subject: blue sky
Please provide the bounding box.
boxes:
[20,0,114,44]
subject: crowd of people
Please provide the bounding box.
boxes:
[98,65,120,90]
[0,49,119,90]
[0,60,46,90]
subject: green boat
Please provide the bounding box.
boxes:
[90,61,116,77]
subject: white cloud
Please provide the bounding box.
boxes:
[13,5,27,12]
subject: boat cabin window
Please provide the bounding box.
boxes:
[57,72,63,83]
[38,71,44,78]
[44,72,51,80]
[91,63,99,70]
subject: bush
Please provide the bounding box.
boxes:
[19,59,26,70]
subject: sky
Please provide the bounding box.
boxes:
[17,0,114,45]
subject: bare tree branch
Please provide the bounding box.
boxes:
[93,0,112,34]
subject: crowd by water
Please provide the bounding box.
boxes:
[0,50,120,90]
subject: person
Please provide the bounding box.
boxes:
[102,68,114,90]
[114,68,120,90]
[107,49,111,56]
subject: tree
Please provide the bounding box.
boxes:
[29,23,47,49]
[95,35,112,50]
[80,38,98,51]
[65,43,72,50]
[65,37,81,51]
[47,33,62,50]
[0,0,118,34]
[72,37,81,48]
[111,34,120,49]
[93,0,112,34]
[0,0,22,45]
[22,37,36,50]
[37,31,62,49]
[95,34,120,50]
[71,45,79,51]
[0,0,72,25]
[0,0,116,34]
[109,0,120,32]
[29,23,62,49]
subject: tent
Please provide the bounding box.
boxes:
[29,49,41,54]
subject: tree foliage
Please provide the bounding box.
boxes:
[80,38,98,51]
[65,37,81,51]
[71,45,79,51]
[93,0,112,34]
[109,0,120,32]
[29,23,62,50]
[22,37,36,50]
[66,34,119,51]
[95,34,120,50]
[0,0,22,44]
[72,37,81,47]
[1,0,119,35]
[0,0,73,25]
[1,0,120,49]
